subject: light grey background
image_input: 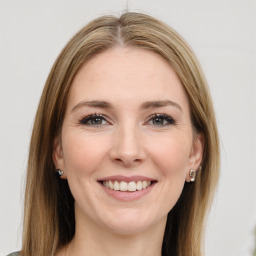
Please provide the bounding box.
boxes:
[0,0,255,255]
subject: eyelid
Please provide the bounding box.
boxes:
[78,112,176,127]
[79,113,111,126]
[145,113,176,126]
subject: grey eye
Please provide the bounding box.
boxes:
[148,114,175,126]
[80,114,108,126]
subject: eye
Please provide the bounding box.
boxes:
[146,113,176,126]
[79,114,109,126]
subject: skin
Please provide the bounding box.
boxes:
[54,47,204,256]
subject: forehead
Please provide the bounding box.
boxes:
[67,47,189,110]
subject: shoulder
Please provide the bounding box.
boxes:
[6,252,20,256]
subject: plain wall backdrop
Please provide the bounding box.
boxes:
[0,0,255,255]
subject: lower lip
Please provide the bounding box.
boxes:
[100,182,156,201]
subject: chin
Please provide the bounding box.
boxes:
[99,208,164,235]
[106,221,154,235]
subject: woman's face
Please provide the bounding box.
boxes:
[54,47,203,235]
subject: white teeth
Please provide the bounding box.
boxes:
[109,180,114,189]
[120,181,128,191]
[102,180,152,191]
[137,181,142,191]
[128,181,136,191]
[114,181,119,190]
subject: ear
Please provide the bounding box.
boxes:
[53,136,67,179]
[185,132,204,182]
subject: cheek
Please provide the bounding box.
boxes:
[61,132,110,208]
[148,133,192,177]
[147,135,192,213]
[61,131,110,176]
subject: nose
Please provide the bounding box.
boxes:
[109,124,146,167]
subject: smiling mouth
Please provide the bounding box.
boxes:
[99,180,156,192]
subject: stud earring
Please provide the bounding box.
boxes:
[56,169,64,177]
[189,169,197,182]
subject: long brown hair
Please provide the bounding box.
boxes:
[22,12,220,256]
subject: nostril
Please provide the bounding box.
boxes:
[114,158,122,162]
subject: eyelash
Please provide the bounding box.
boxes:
[146,113,176,126]
[79,113,109,126]
[78,113,176,127]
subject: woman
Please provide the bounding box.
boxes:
[9,12,219,256]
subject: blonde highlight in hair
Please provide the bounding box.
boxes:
[22,12,219,256]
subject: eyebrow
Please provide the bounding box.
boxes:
[141,100,182,111]
[71,100,112,112]
[71,99,182,112]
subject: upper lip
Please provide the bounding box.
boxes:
[98,175,157,182]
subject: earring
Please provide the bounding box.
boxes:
[189,169,197,182]
[56,169,64,177]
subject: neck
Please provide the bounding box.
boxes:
[64,208,166,256]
